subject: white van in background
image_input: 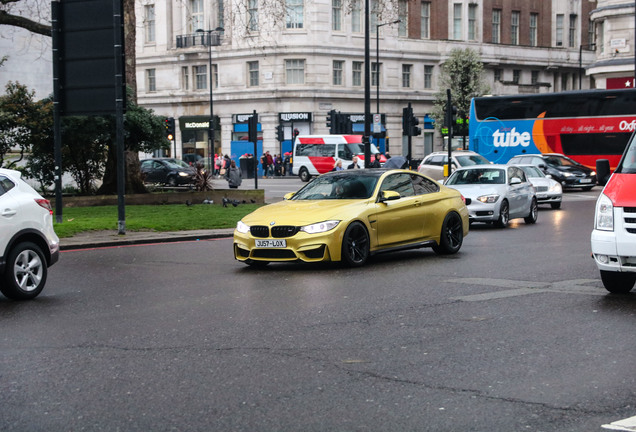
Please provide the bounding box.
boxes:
[292,135,382,182]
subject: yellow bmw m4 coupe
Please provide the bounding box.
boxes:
[233,169,469,267]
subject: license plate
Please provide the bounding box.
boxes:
[255,239,287,248]
[580,178,592,184]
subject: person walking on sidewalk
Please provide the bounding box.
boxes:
[225,160,242,189]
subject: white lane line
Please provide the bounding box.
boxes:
[602,415,636,431]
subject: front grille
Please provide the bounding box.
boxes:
[252,249,296,259]
[536,186,548,192]
[250,226,269,238]
[271,226,300,238]
[625,207,636,214]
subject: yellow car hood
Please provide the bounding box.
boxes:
[241,199,371,226]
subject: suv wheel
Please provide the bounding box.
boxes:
[1,242,48,300]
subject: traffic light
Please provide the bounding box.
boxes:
[293,128,300,139]
[444,105,458,130]
[165,117,175,141]
[248,112,258,144]
[337,113,352,134]
[402,106,412,136]
[410,115,422,136]
[326,110,337,134]
[276,124,284,142]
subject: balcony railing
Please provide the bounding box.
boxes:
[176,32,222,49]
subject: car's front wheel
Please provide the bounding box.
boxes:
[166,176,177,187]
[1,242,47,300]
[299,168,311,183]
[600,271,636,294]
[495,199,509,228]
[524,198,538,224]
[341,222,369,267]
[433,212,463,255]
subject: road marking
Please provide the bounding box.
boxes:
[602,415,636,431]
[447,277,604,302]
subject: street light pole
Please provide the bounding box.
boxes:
[197,27,224,172]
[376,20,400,114]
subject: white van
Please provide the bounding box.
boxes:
[292,135,381,182]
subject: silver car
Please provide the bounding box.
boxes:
[445,164,538,228]
[515,164,563,209]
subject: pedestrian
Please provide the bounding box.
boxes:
[214,155,223,177]
[370,153,382,168]
[333,159,344,171]
[260,152,268,178]
[275,154,283,176]
[347,155,361,169]
[225,160,242,189]
[266,151,274,178]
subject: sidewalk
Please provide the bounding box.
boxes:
[60,228,235,250]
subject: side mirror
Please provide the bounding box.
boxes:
[596,159,611,186]
[510,177,522,185]
[379,190,400,203]
[283,192,295,200]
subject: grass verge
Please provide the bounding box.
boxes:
[53,204,261,238]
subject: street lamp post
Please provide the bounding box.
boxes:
[197,27,224,172]
[376,20,401,114]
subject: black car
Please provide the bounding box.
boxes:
[140,158,196,186]
[508,153,596,190]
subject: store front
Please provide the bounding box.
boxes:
[278,112,313,155]
[179,116,220,166]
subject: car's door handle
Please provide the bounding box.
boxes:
[1,208,17,217]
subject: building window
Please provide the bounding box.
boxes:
[402,64,412,88]
[371,62,380,87]
[218,0,224,30]
[556,14,564,46]
[529,13,538,47]
[511,11,519,45]
[285,59,305,84]
[588,20,595,48]
[453,3,462,40]
[144,5,155,44]
[512,69,520,84]
[333,60,344,85]
[248,61,259,87]
[598,21,604,53]
[286,0,303,29]
[494,68,502,81]
[194,65,207,90]
[248,0,258,32]
[424,65,433,88]
[370,0,379,34]
[352,0,361,33]
[468,3,477,41]
[561,73,568,90]
[569,14,577,48]
[181,66,189,90]
[492,9,501,44]
[189,0,204,32]
[146,69,156,92]
[398,0,407,37]
[421,2,430,39]
[332,0,342,31]
[212,64,218,89]
[531,70,539,84]
[352,61,363,86]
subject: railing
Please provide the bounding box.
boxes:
[176,32,222,48]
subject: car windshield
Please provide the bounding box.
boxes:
[520,166,545,178]
[164,159,191,169]
[621,138,636,173]
[455,154,490,166]
[292,173,379,200]
[545,155,577,167]
[446,168,505,185]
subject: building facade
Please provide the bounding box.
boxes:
[135,0,600,163]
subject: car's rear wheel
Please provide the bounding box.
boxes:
[341,222,369,267]
[524,198,538,224]
[299,168,311,182]
[1,242,47,300]
[432,212,463,255]
[495,199,509,228]
[600,271,636,294]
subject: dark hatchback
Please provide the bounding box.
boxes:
[140,158,196,186]
[508,153,597,190]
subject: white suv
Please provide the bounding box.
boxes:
[0,168,60,300]
[418,151,491,181]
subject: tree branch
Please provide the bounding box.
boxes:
[0,10,51,37]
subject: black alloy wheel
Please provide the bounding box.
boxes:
[433,212,464,255]
[341,222,370,267]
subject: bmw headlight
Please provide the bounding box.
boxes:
[595,193,614,231]
[300,220,340,234]
[236,220,250,234]
[476,194,499,204]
